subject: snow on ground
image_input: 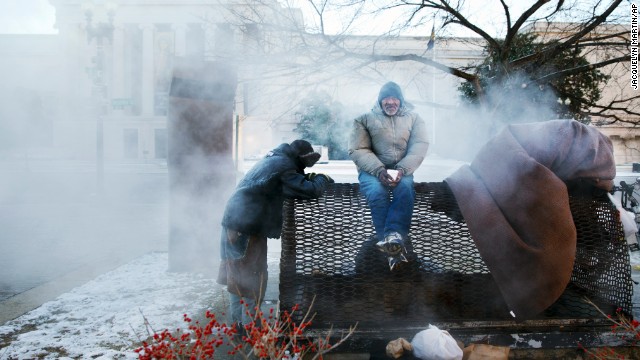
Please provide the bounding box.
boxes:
[1,247,639,359]
[0,252,224,359]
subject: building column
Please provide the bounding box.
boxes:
[140,23,155,116]
[58,22,83,106]
[111,22,126,114]
[172,23,188,57]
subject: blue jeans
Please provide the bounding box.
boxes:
[358,171,415,240]
[228,292,259,325]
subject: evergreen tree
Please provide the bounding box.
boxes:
[293,91,350,160]
[458,33,609,123]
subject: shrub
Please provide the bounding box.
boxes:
[134,297,356,359]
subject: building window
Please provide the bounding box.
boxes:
[155,128,167,159]
[123,128,139,158]
[216,23,233,53]
[186,24,204,59]
[244,23,262,53]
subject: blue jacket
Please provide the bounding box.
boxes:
[222,143,329,238]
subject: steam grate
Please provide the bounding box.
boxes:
[279,182,633,329]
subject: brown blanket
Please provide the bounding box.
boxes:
[445,120,615,320]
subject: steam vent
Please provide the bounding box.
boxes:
[279,182,633,349]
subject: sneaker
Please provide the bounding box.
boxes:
[388,252,409,271]
[376,232,405,256]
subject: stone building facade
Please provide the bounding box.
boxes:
[0,1,637,166]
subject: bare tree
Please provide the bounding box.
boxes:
[211,0,636,127]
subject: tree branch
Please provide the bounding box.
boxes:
[411,0,502,51]
[347,51,477,81]
[510,0,624,68]
[530,54,630,83]
[507,0,552,41]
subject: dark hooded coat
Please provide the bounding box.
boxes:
[221,142,329,239]
[218,142,329,298]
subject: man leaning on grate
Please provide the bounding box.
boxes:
[217,139,333,329]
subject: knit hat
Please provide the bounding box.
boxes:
[378,81,404,107]
[290,139,321,168]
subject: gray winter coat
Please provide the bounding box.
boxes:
[349,103,429,176]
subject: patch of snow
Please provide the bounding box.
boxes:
[0,252,222,359]
[527,339,542,348]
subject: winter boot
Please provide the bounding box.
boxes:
[376,232,408,271]
[387,252,408,271]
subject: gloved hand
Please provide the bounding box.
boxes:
[316,173,334,183]
[305,172,334,183]
[377,169,394,186]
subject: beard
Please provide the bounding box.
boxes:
[384,104,399,115]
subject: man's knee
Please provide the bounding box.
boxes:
[368,194,390,208]
[392,180,415,201]
[362,185,387,205]
[396,177,414,192]
[360,179,387,200]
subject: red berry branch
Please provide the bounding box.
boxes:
[578,297,640,359]
[134,296,357,359]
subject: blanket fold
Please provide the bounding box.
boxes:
[445,120,615,319]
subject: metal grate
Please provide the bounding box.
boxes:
[279,182,633,329]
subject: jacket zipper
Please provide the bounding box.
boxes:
[392,115,398,164]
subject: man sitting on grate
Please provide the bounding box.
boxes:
[349,81,429,271]
[217,139,333,329]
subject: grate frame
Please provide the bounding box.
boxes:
[279,182,634,329]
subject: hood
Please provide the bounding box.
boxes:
[268,143,306,171]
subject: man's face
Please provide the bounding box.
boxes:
[381,97,400,116]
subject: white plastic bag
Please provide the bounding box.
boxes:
[411,324,463,360]
[607,193,639,241]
